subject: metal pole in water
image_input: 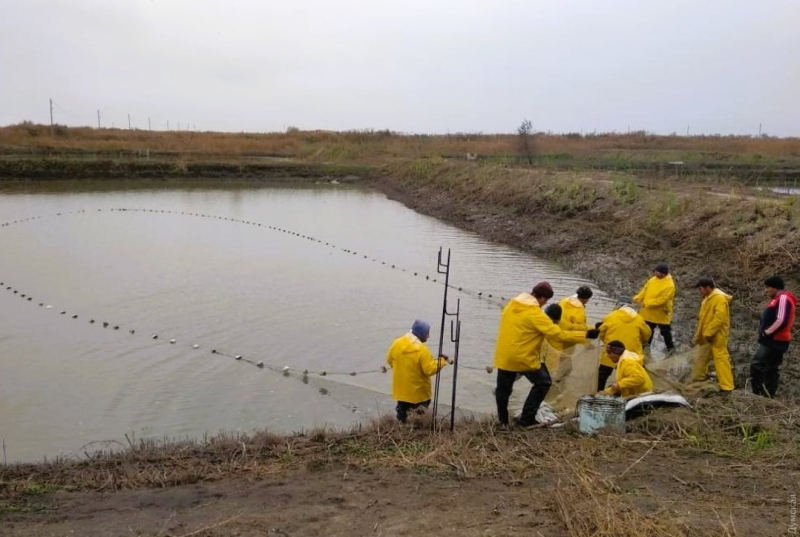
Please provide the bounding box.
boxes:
[432,247,451,427]
[449,305,461,432]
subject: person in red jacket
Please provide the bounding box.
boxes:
[751,276,797,397]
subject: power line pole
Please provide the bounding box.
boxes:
[49,98,54,135]
[148,117,151,131]
[167,120,170,131]
[97,110,101,129]
[128,114,131,130]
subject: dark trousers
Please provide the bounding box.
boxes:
[395,400,431,423]
[598,365,614,392]
[645,321,675,350]
[495,365,552,426]
[751,342,789,397]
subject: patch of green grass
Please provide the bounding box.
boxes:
[611,176,641,204]
[0,501,57,515]
[740,424,775,451]
[20,482,60,495]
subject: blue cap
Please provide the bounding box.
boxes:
[411,319,431,340]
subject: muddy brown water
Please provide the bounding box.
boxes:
[0,181,618,463]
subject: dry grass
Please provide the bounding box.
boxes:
[552,453,690,537]
[2,123,800,165]
[1,396,797,536]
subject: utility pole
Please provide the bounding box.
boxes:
[97,110,101,129]
[148,117,151,131]
[128,114,131,130]
[49,98,54,135]
[167,120,170,131]
[759,123,762,137]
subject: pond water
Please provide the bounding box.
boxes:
[0,181,616,463]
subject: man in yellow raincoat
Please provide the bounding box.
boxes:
[633,263,676,354]
[386,319,448,423]
[597,298,652,391]
[691,277,734,393]
[552,285,595,352]
[601,341,653,397]
[493,282,599,427]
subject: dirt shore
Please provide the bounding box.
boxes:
[3,396,799,537]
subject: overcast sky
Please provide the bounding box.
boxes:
[1,0,798,136]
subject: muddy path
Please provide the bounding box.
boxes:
[2,456,790,537]
[4,395,798,537]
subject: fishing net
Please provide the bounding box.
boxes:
[645,344,713,397]
[541,342,708,414]
[645,348,694,386]
[543,340,602,413]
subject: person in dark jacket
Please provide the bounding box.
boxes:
[750,276,797,397]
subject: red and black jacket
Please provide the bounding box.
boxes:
[758,290,797,344]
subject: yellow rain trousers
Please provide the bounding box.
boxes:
[633,274,676,324]
[386,332,447,404]
[494,293,587,372]
[598,306,652,368]
[604,350,653,397]
[552,296,592,351]
[691,288,735,391]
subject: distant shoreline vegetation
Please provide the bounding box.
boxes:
[1,122,799,183]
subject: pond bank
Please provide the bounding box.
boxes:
[0,157,367,181]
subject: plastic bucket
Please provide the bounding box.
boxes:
[576,395,626,435]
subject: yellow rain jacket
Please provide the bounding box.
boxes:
[604,350,653,397]
[633,274,676,325]
[386,332,447,404]
[691,288,734,391]
[599,306,652,368]
[552,296,592,351]
[494,293,587,372]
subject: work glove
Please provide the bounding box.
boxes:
[586,329,600,339]
[594,321,603,330]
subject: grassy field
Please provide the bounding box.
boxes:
[2,123,800,182]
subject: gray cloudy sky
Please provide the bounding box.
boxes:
[1,0,798,136]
